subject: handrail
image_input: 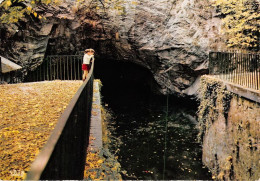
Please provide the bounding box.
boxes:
[209,51,259,90]
[26,61,94,180]
[25,55,84,82]
[46,55,84,57]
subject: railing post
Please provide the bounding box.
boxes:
[0,57,2,77]
[256,54,259,90]
[56,57,59,80]
[235,51,238,84]
[59,57,62,80]
[77,56,80,80]
[53,57,55,80]
[47,59,49,81]
[63,57,66,80]
[74,56,76,80]
[40,62,42,81]
[67,56,69,80]
[0,57,3,82]
[70,57,73,80]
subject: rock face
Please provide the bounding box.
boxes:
[0,3,85,72]
[0,0,223,96]
[101,0,223,95]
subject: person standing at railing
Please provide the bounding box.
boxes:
[82,49,95,81]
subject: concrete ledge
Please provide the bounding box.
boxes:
[89,80,102,152]
[225,82,260,103]
[204,75,260,103]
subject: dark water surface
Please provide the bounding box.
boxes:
[104,96,211,180]
[94,59,211,180]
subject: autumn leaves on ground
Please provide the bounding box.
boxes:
[0,80,82,180]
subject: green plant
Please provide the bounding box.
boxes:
[0,0,60,23]
[211,0,260,50]
[197,76,233,143]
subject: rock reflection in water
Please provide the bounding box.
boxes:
[105,101,212,180]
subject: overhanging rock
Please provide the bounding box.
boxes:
[0,56,22,73]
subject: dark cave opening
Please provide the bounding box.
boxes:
[94,58,160,108]
[93,57,199,110]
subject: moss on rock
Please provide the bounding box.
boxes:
[198,75,260,180]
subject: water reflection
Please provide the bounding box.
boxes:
[105,100,212,180]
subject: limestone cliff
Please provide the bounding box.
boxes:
[0,0,223,96]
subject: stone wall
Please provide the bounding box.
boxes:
[198,75,259,180]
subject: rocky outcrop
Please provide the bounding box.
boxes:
[0,3,82,72]
[0,0,223,96]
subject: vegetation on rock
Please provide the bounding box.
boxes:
[0,0,137,23]
[197,75,259,180]
[0,0,59,23]
[197,75,232,143]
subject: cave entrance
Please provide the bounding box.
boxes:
[94,58,159,108]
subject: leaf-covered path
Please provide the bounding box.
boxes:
[0,80,82,180]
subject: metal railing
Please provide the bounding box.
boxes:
[26,61,94,180]
[25,55,84,82]
[209,52,260,90]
